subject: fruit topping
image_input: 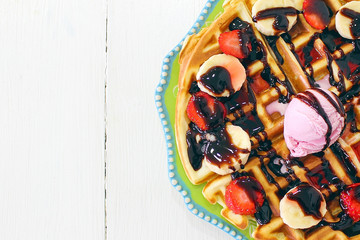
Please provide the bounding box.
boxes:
[340,183,360,222]
[204,124,251,175]
[197,54,246,97]
[249,73,270,94]
[303,0,331,30]
[280,184,327,229]
[186,91,226,131]
[252,0,299,36]
[336,1,360,40]
[219,30,252,59]
[225,176,265,215]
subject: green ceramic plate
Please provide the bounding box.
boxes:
[155,0,256,239]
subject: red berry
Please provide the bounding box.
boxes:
[303,0,331,30]
[225,176,265,215]
[250,74,270,94]
[219,30,252,59]
[186,91,226,131]
[340,183,360,222]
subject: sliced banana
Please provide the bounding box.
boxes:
[280,185,327,229]
[335,1,360,40]
[196,54,246,97]
[204,124,251,175]
[252,0,300,36]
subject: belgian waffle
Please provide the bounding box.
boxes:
[175,0,360,239]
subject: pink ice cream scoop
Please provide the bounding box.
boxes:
[284,88,345,157]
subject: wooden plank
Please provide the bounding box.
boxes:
[107,0,228,239]
[0,1,106,239]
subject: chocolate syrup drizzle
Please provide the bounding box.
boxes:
[252,7,298,33]
[330,142,360,183]
[287,184,324,219]
[186,123,250,171]
[296,90,333,150]
[200,66,233,95]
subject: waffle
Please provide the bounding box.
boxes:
[175,0,360,239]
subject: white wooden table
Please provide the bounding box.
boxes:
[0,0,231,239]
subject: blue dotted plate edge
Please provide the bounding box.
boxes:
[154,1,252,239]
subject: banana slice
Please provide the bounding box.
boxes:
[252,0,301,36]
[280,184,327,229]
[196,54,246,97]
[204,124,251,175]
[335,1,360,40]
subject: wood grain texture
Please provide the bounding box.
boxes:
[0,1,106,239]
[107,0,231,239]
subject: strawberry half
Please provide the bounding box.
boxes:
[340,183,360,222]
[250,73,270,94]
[219,30,252,59]
[225,176,265,215]
[303,0,331,30]
[186,91,226,131]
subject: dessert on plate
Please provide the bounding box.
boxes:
[175,0,360,239]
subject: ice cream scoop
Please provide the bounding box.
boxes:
[284,88,345,157]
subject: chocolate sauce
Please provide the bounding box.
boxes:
[344,220,360,237]
[318,212,353,232]
[323,45,346,93]
[330,142,360,182]
[340,84,360,103]
[313,88,345,117]
[200,66,233,95]
[224,84,255,112]
[296,90,332,150]
[192,93,226,129]
[335,40,360,79]
[189,80,200,94]
[266,36,284,65]
[204,127,249,168]
[320,29,344,52]
[305,157,340,194]
[259,154,282,192]
[229,17,251,31]
[186,123,251,171]
[268,156,289,178]
[287,184,324,219]
[233,112,265,136]
[340,8,360,39]
[347,105,360,133]
[252,7,298,33]
[186,123,205,171]
[254,199,272,225]
[227,82,266,136]
[281,33,295,51]
[230,171,248,180]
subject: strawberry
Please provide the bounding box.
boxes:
[186,91,226,131]
[225,176,265,215]
[219,30,252,59]
[250,74,270,94]
[303,0,331,30]
[340,183,360,222]
[353,142,360,160]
